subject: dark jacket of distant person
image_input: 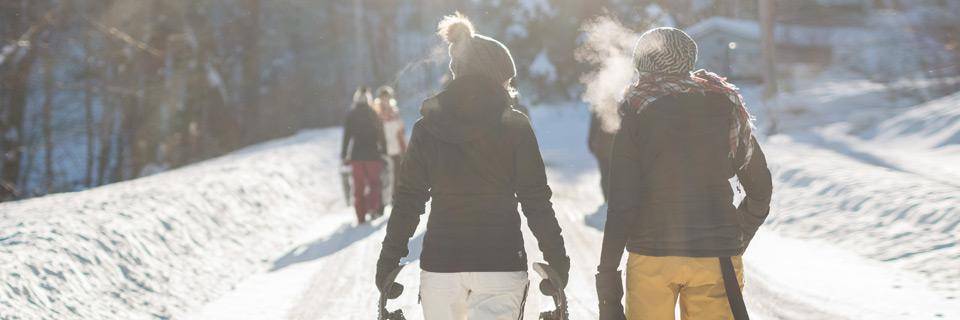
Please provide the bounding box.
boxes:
[341,101,387,161]
[588,111,616,200]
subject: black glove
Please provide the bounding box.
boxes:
[596,270,626,320]
[539,258,570,296]
[375,254,403,299]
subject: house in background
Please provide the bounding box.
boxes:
[686,17,838,82]
[687,0,956,84]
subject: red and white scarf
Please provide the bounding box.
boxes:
[623,69,755,169]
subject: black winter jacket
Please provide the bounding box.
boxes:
[380,75,569,273]
[598,92,773,272]
[341,102,386,161]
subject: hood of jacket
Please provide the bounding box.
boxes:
[420,75,511,143]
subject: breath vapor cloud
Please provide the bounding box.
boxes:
[576,16,640,133]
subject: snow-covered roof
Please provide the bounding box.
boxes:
[685,16,874,47]
[816,0,866,6]
[685,17,762,40]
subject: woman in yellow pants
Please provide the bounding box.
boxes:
[623,255,743,319]
[595,27,772,320]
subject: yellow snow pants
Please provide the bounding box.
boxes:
[626,254,744,320]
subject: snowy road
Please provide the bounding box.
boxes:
[181,107,959,320]
[3,101,955,320]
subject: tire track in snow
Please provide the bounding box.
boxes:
[286,217,427,320]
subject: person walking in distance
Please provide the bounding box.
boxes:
[374,86,407,209]
[596,27,773,320]
[375,12,569,320]
[341,86,387,224]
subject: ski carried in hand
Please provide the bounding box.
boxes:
[378,264,406,320]
[533,262,569,320]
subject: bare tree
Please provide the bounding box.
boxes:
[760,0,779,134]
[83,27,96,187]
[0,3,56,200]
[242,0,261,144]
[41,44,54,192]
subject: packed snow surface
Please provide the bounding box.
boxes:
[186,105,957,320]
[3,82,959,319]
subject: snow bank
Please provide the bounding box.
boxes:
[746,232,959,319]
[866,91,960,150]
[762,135,959,292]
[0,129,343,320]
[741,66,960,295]
[760,69,924,133]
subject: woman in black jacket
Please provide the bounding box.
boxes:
[596,28,773,320]
[375,13,569,320]
[341,86,387,224]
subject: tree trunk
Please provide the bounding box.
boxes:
[42,49,55,192]
[117,98,134,181]
[0,49,39,201]
[242,0,261,144]
[759,0,779,134]
[760,0,778,99]
[353,0,367,84]
[131,0,171,177]
[97,63,115,186]
[19,114,39,196]
[365,7,384,84]
[116,59,138,181]
[83,31,96,187]
[1,5,30,200]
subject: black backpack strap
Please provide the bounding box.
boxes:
[719,257,750,320]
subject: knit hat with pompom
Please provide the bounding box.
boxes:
[438,12,516,86]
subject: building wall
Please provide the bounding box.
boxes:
[694,30,832,82]
[695,31,764,81]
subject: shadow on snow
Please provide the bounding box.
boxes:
[583,203,607,231]
[271,219,386,271]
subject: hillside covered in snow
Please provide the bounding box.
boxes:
[0,130,343,319]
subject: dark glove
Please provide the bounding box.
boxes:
[539,258,570,296]
[596,270,626,320]
[375,253,403,299]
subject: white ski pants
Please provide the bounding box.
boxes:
[420,271,529,320]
